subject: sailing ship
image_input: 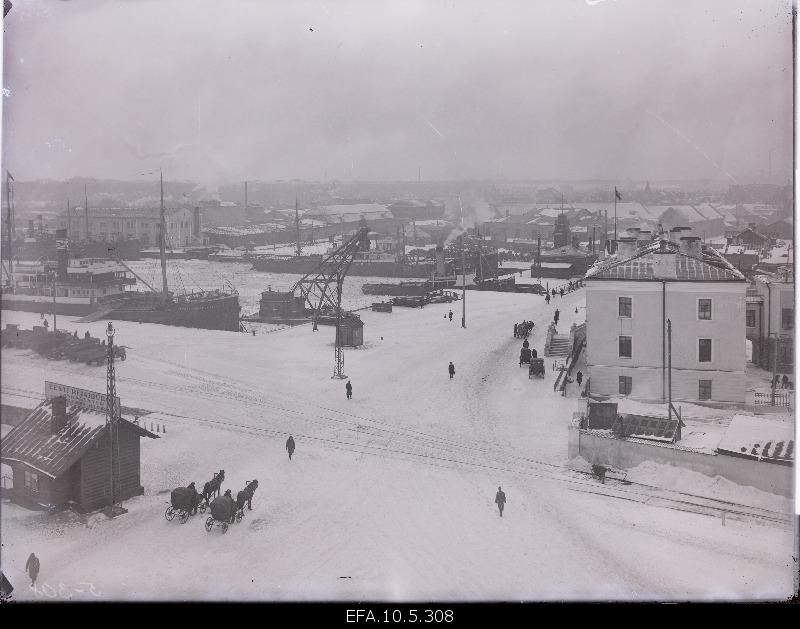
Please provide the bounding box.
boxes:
[104,174,241,331]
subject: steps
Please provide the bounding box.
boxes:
[545,334,570,357]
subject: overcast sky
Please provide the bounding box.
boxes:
[0,0,794,185]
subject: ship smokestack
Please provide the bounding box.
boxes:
[56,228,68,280]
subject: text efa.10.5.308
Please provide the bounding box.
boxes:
[346,609,454,623]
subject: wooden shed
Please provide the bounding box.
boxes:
[0,396,158,513]
[335,316,364,347]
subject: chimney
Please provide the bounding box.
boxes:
[193,207,201,236]
[55,228,69,280]
[748,222,756,231]
[679,236,702,258]
[435,243,445,276]
[616,237,638,259]
[28,219,34,236]
[636,230,652,248]
[669,226,691,242]
[51,396,68,433]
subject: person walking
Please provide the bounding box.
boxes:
[448,361,455,379]
[494,487,507,518]
[346,380,353,399]
[286,435,296,461]
[514,323,518,338]
[554,309,560,325]
[576,371,583,387]
[25,553,39,587]
[560,288,564,297]
[782,374,789,389]
[448,310,453,322]
[545,293,550,305]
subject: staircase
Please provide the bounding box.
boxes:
[545,333,570,357]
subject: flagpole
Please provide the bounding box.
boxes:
[613,187,618,243]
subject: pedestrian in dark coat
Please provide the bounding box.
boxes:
[346,380,353,399]
[186,481,199,515]
[554,309,560,325]
[560,288,564,297]
[514,323,518,338]
[223,489,237,524]
[448,362,455,379]
[448,310,453,322]
[286,435,296,461]
[25,553,39,587]
[545,294,550,305]
[551,289,556,297]
[576,371,583,387]
[532,348,537,358]
[782,374,789,389]
[495,487,506,517]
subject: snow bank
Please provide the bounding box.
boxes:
[625,460,791,513]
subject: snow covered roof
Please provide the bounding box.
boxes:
[540,262,573,269]
[0,400,157,479]
[717,415,794,463]
[586,238,746,282]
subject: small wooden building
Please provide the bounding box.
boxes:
[336,316,364,347]
[0,396,158,513]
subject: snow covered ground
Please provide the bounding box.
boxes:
[0,287,795,601]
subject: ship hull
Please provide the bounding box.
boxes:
[107,293,241,331]
[0,294,99,316]
[251,257,434,278]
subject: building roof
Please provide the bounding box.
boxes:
[717,415,794,463]
[0,400,157,479]
[586,237,746,282]
[539,245,594,259]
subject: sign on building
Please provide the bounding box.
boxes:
[45,381,121,416]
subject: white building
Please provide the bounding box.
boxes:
[585,233,748,403]
[59,207,202,247]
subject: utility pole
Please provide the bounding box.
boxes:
[66,200,71,243]
[771,333,778,406]
[667,319,672,421]
[106,322,117,515]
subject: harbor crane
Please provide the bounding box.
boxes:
[293,224,370,378]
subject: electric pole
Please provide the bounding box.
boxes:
[106,322,118,515]
[459,196,466,328]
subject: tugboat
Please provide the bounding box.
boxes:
[105,174,241,331]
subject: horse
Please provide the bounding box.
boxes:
[236,479,259,514]
[203,469,225,504]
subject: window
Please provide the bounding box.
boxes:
[618,297,632,318]
[619,376,632,395]
[746,310,756,328]
[618,336,632,358]
[782,308,793,330]
[698,380,712,400]
[24,470,39,493]
[698,338,712,363]
[698,299,712,320]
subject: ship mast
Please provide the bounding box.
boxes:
[84,184,90,241]
[295,198,302,257]
[5,171,13,280]
[159,172,169,304]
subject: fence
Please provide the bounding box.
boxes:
[753,391,793,408]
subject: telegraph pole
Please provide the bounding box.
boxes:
[771,333,778,406]
[51,273,57,332]
[106,322,117,515]
[667,319,672,421]
[84,184,90,241]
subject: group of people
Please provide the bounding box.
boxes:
[514,320,534,339]
[544,280,583,305]
[772,374,793,389]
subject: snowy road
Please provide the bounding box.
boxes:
[0,290,794,601]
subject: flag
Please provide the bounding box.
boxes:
[615,187,622,201]
[6,171,13,182]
